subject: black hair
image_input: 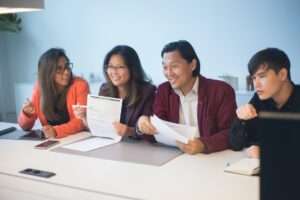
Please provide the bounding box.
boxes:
[248,48,291,80]
[38,48,73,121]
[161,40,200,76]
[103,45,151,106]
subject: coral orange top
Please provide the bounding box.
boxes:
[18,77,89,138]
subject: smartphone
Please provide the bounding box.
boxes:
[35,140,59,149]
[20,168,56,178]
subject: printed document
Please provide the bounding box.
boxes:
[63,95,122,152]
[151,115,198,147]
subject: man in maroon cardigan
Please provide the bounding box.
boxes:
[137,40,237,154]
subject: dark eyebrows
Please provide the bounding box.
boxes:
[252,70,267,79]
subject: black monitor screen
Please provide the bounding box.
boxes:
[259,112,300,200]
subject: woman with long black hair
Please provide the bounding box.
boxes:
[18,48,89,138]
[74,45,155,138]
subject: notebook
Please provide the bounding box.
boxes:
[224,158,260,176]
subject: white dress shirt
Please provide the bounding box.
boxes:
[174,77,200,138]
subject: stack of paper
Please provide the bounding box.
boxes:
[151,115,198,147]
[63,95,122,152]
[224,158,260,176]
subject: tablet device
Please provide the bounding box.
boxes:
[21,129,45,140]
[0,129,45,140]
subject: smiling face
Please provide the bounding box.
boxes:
[54,56,72,89]
[106,54,130,88]
[251,64,288,100]
[162,50,196,94]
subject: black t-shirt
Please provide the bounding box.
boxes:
[47,98,69,126]
[229,84,300,150]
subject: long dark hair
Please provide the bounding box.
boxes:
[103,45,151,106]
[38,48,73,121]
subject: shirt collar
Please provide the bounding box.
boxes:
[174,77,199,96]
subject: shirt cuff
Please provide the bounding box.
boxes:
[135,125,144,136]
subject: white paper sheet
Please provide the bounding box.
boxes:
[164,120,198,139]
[63,95,123,152]
[151,115,198,147]
[87,95,122,142]
[63,137,118,152]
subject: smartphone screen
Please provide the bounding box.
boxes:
[35,140,59,149]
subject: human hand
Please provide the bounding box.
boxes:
[246,145,260,159]
[42,125,57,139]
[113,122,132,137]
[236,104,257,120]
[137,115,157,135]
[176,138,205,154]
[72,104,88,126]
[72,104,87,120]
[22,98,35,116]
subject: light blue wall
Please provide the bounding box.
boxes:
[0,33,4,120]
[0,32,16,121]
[1,0,300,121]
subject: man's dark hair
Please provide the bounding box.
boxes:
[248,48,291,80]
[161,40,200,77]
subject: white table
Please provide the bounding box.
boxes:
[0,122,259,200]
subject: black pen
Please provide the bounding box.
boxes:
[0,127,17,136]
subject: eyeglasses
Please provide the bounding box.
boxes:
[105,65,127,72]
[56,62,73,74]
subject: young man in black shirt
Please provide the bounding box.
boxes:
[229,48,300,158]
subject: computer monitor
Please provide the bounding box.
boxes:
[259,112,300,200]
